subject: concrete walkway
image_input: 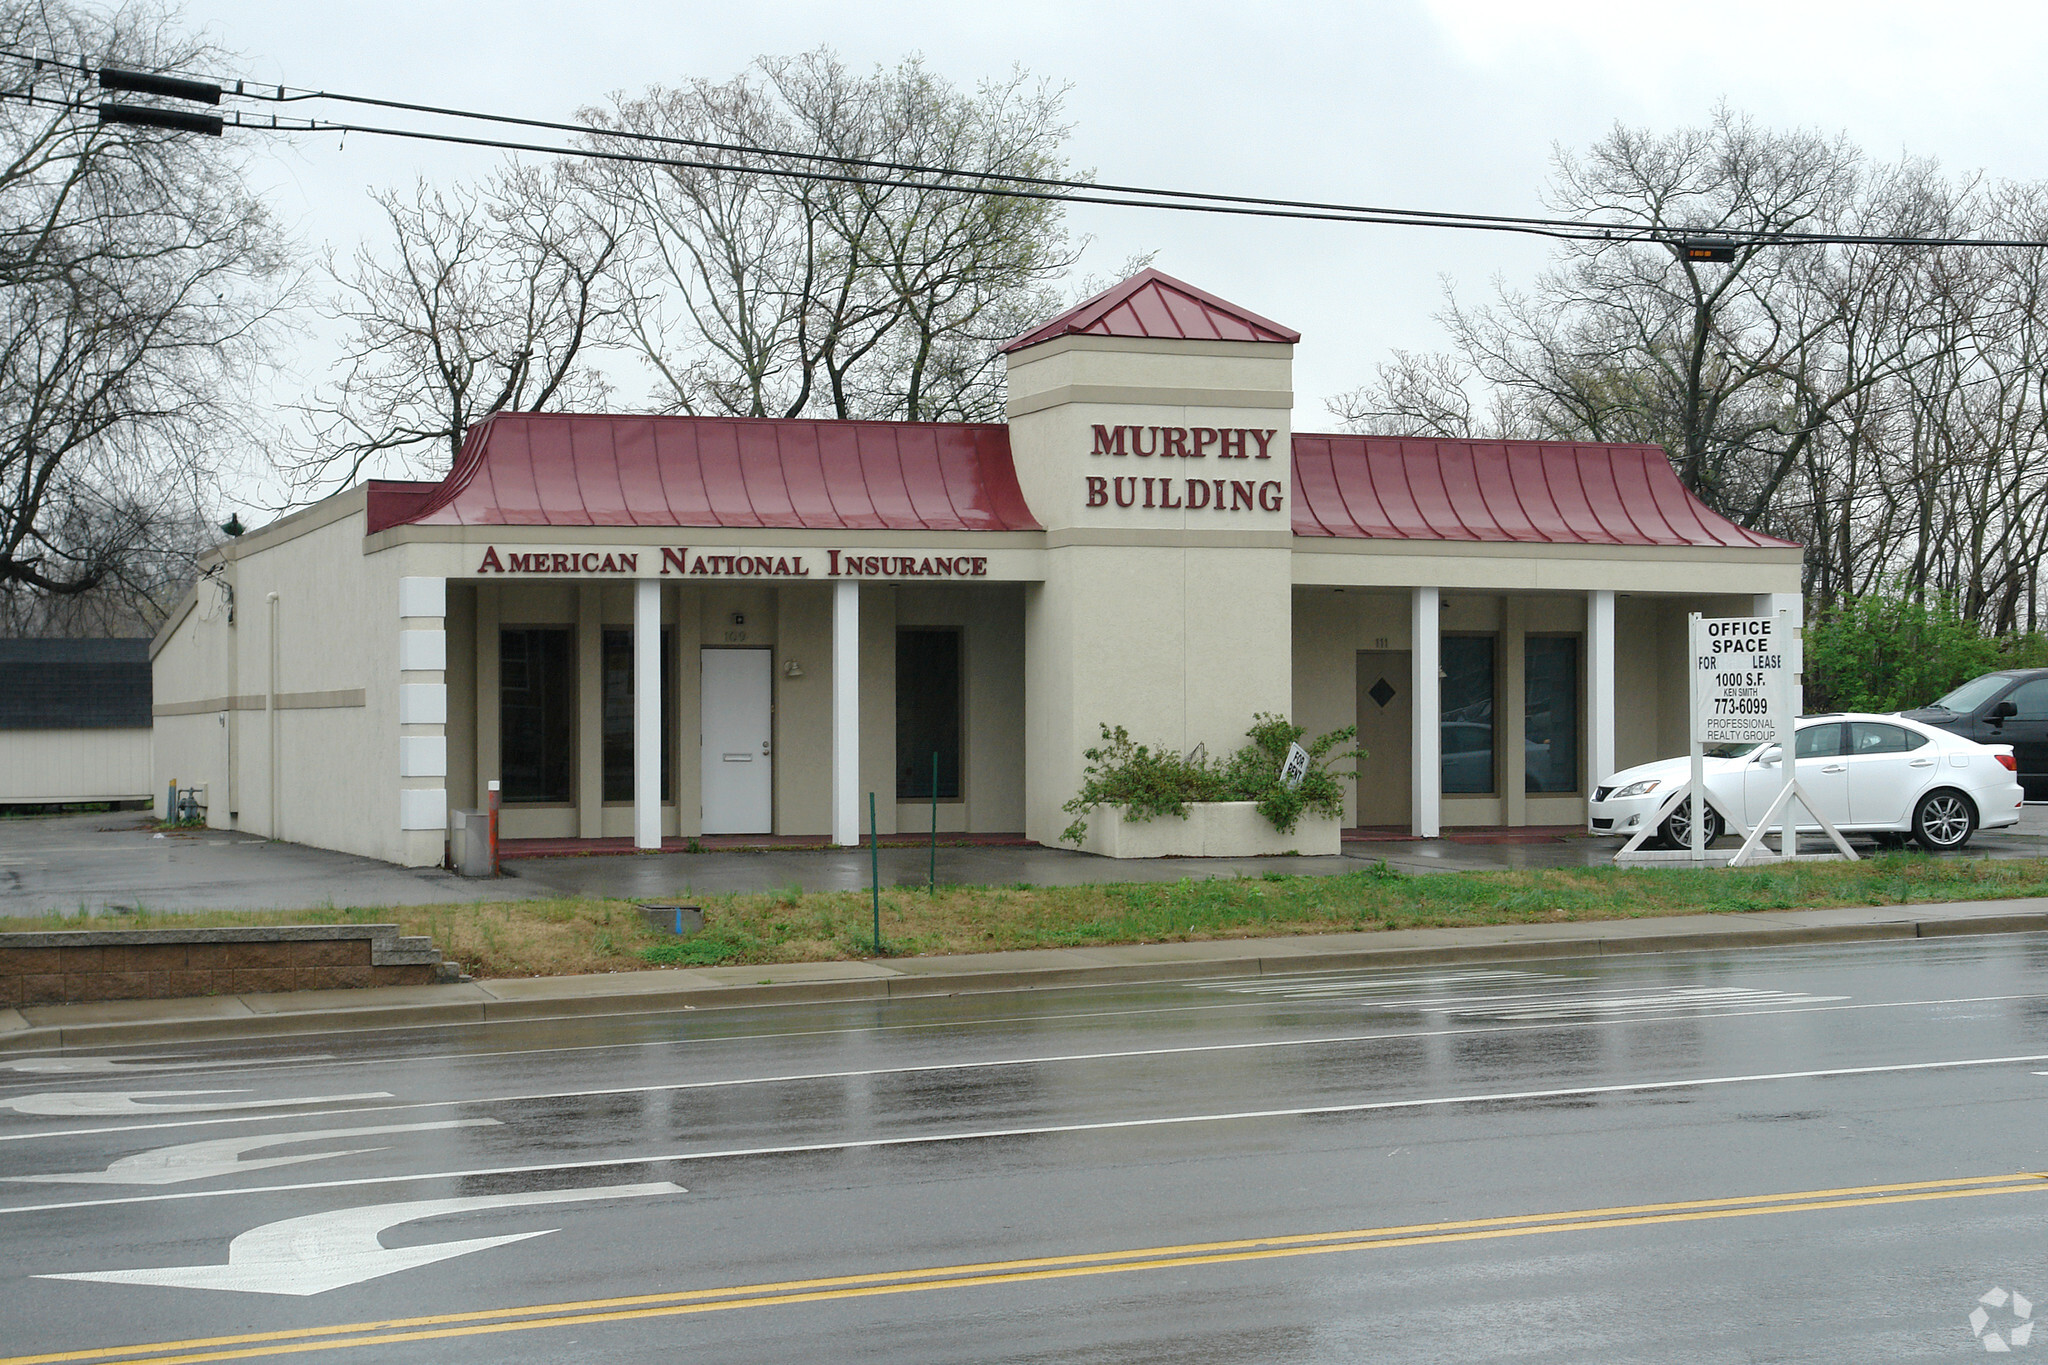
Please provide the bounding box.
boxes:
[4,807,2047,915]
[5,894,2045,1053]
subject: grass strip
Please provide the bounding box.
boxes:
[10,851,2048,981]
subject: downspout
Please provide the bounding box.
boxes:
[224,568,238,825]
[267,591,280,840]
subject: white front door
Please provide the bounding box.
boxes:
[701,649,772,834]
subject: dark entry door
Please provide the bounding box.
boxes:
[1356,651,1412,827]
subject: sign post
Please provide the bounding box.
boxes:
[1615,609,1853,866]
[1615,613,1725,864]
[1719,608,1854,866]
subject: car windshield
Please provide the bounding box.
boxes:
[1702,742,1761,759]
[1929,674,2012,713]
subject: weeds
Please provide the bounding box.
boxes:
[14,852,2048,979]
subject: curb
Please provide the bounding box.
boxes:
[1,911,2043,1054]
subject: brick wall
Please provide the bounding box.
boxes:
[0,927,446,1006]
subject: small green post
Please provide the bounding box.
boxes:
[869,791,881,954]
[929,751,939,894]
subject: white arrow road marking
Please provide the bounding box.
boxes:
[37,1182,684,1296]
[0,1090,389,1117]
[4,1119,501,1185]
[3,1055,332,1074]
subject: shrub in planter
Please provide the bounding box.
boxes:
[1061,714,1358,845]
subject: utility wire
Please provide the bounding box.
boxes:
[12,45,2048,252]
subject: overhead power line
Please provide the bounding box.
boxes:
[9,48,2048,252]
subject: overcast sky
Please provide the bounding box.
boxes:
[179,0,2048,500]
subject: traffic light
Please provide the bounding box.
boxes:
[1677,237,1737,263]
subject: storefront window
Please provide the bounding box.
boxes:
[602,628,673,803]
[1525,636,1580,793]
[500,628,573,804]
[1441,635,1495,795]
[897,629,962,799]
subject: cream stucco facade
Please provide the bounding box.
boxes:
[151,272,1802,866]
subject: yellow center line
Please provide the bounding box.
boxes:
[14,1171,2047,1365]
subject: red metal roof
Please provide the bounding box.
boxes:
[1002,268,1300,353]
[367,413,1041,534]
[1289,434,1797,549]
[363,412,1793,553]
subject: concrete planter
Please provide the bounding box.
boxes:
[1077,801,1341,859]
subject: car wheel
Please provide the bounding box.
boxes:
[1911,789,1976,852]
[1658,797,1722,850]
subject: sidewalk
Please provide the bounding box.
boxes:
[4,895,2045,1054]
[8,809,2046,915]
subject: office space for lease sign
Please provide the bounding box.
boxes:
[1693,616,1788,745]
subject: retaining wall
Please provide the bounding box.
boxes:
[0,925,447,1005]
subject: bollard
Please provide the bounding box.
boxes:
[487,779,500,875]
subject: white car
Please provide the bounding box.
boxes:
[1588,713,2023,851]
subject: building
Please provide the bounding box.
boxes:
[150,270,1801,865]
[0,638,154,807]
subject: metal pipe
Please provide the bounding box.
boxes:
[266,592,279,840]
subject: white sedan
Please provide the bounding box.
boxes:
[1588,713,2023,851]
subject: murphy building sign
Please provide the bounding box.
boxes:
[1084,424,1285,512]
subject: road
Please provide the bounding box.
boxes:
[1,935,2046,1361]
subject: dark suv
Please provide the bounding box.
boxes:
[1898,668,2048,800]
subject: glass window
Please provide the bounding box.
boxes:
[602,628,673,803]
[2006,679,2048,720]
[1525,636,1579,793]
[1931,674,2013,714]
[1441,635,1495,795]
[1794,722,1846,759]
[897,630,961,800]
[500,628,573,804]
[1848,722,1913,754]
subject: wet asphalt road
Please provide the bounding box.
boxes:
[3,936,2047,1362]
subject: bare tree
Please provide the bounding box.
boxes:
[286,159,628,493]
[1334,107,2048,629]
[0,1,288,628]
[587,50,1082,422]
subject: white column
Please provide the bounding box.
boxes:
[1753,592,1803,626]
[1754,592,1805,713]
[633,578,661,850]
[1589,588,1616,788]
[1411,587,1441,838]
[832,580,860,847]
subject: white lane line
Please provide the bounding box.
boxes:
[1,1055,333,1075]
[5,1052,2045,1217]
[4,990,2045,1145]
[38,1182,685,1295]
[0,967,1974,1085]
[6,1119,501,1186]
[1200,972,1849,1015]
[0,1090,391,1117]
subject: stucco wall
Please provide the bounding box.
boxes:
[1009,336,1297,845]
[0,729,152,804]
[151,498,410,862]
